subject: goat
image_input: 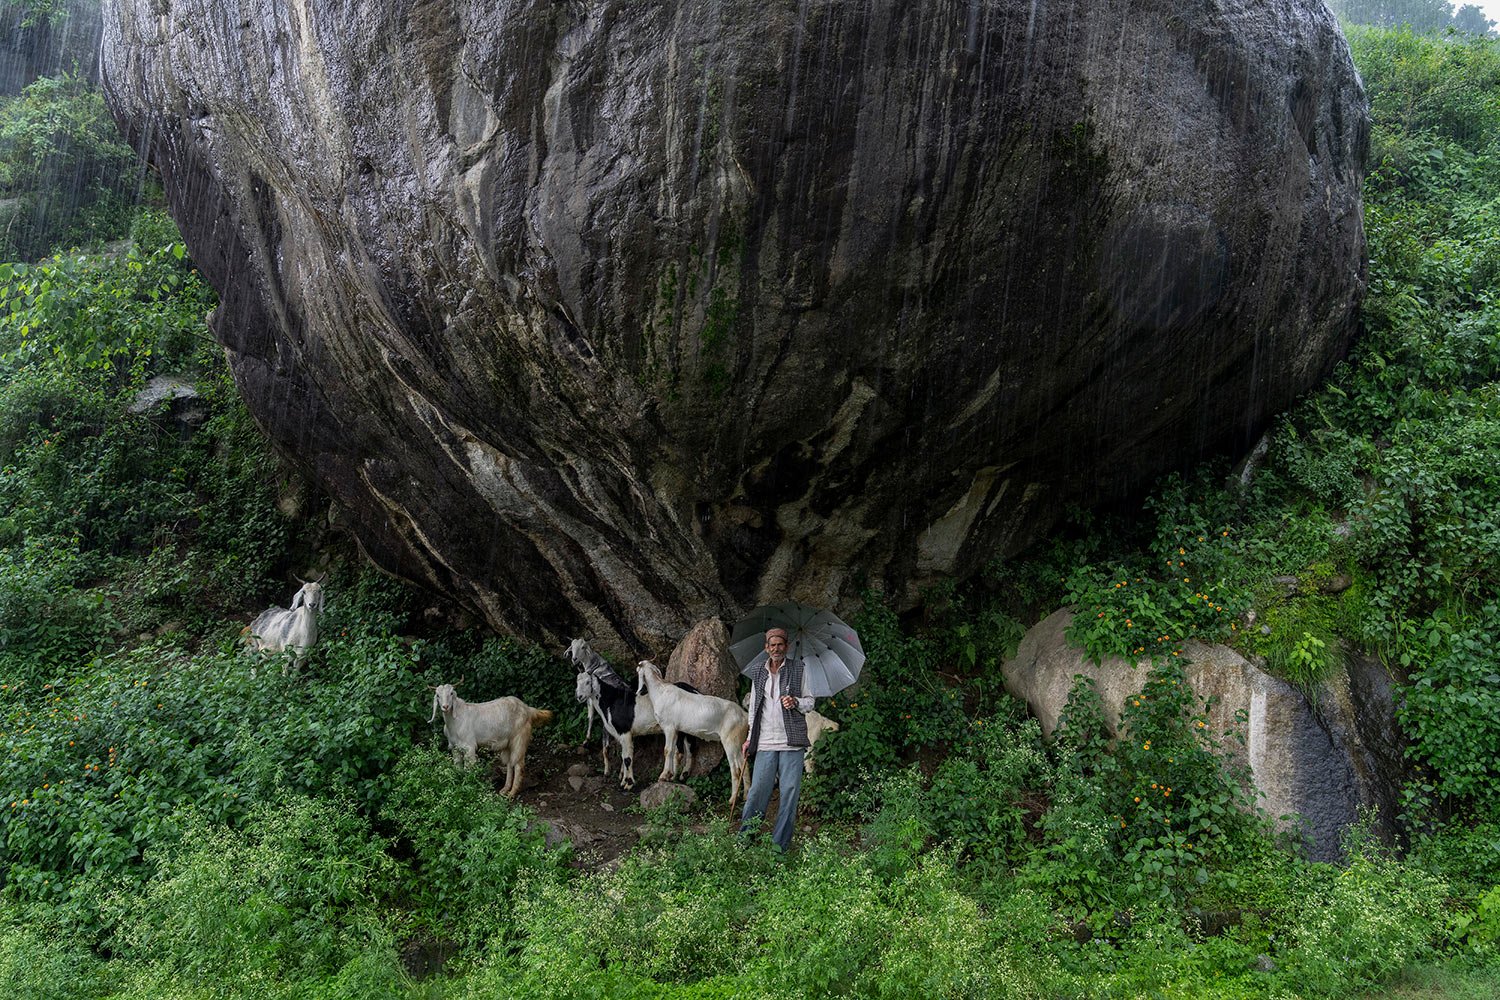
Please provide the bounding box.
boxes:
[740,689,840,773]
[566,638,696,787]
[636,660,747,810]
[430,682,554,798]
[243,579,325,673]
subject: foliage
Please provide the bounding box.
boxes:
[801,591,969,820]
[119,795,397,983]
[914,715,1050,874]
[0,73,141,262]
[0,1,74,29]
[1396,603,1500,810]
[376,746,565,957]
[1276,845,1449,996]
[1025,661,1266,913]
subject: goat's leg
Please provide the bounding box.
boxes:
[600,732,612,777]
[619,733,635,789]
[504,734,528,799]
[657,726,678,783]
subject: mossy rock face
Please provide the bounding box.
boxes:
[103,0,1366,652]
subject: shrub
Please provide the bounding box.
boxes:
[376,746,565,958]
[802,592,968,820]
[1276,849,1448,996]
[119,795,399,984]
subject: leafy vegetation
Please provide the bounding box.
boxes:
[1,20,1499,1000]
[0,73,140,262]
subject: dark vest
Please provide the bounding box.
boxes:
[747,659,811,752]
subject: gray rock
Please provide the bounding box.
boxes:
[1002,610,1403,861]
[103,1,1366,651]
[566,763,591,778]
[128,376,209,435]
[640,781,697,812]
[567,775,585,792]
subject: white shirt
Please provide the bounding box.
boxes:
[758,666,794,751]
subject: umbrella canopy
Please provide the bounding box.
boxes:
[730,601,865,698]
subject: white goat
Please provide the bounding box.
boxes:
[741,689,840,773]
[636,660,748,810]
[243,580,325,673]
[430,683,554,798]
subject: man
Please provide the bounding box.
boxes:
[739,626,815,850]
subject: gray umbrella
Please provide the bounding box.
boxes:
[730,601,865,698]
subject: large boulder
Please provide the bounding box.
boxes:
[1003,611,1405,859]
[102,1,1366,652]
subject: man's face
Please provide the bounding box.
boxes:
[765,634,788,660]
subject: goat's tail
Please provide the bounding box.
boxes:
[531,708,556,728]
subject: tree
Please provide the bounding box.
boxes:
[1452,4,1497,34]
[0,73,141,261]
[1330,0,1458,31]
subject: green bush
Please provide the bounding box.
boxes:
[120,795,398,983]
[1277,849,1448,996]
[376,746,565,958]
[1025,661,1266,912]
[802,592,968,820]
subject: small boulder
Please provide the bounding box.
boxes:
[639,781,697,812]
[127,375,208,435]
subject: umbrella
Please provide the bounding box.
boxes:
[730,601,865,698]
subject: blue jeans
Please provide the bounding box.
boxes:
[739,749,806,851]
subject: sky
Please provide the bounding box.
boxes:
[1477,3,1500,27]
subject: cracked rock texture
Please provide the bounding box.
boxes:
[102,0,1366,653]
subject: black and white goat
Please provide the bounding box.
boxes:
[566,637,696,789]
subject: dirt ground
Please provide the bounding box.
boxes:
[494,734,756,867]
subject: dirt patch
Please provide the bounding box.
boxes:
[486,736,772,866]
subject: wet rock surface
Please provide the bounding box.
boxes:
[1003,610,1403,860]
[103,1,1366,652]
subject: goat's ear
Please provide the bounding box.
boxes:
[429,691,439,724]
[290,589,305,610]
